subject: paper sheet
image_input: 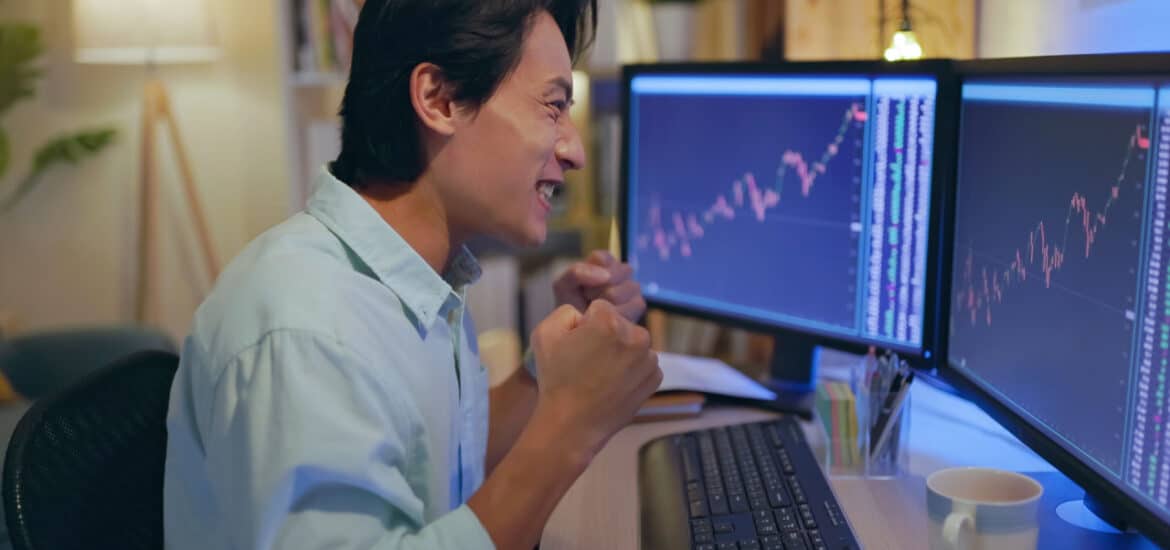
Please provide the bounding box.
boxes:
[657,352,777,401]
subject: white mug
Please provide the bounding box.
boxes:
[926,467,1044,550]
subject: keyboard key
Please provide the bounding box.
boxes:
[807,529,828,550]
[694,533,714,544]
[738,540,760,550]
[782,531,808,550]
[797,506,813,526]
[696,545,715,550]
[682,443,701,482]
[767,425,785,447]
[692,518,713,534]
[823,501,844,527]
[709,494,729,515]
[752,511,778,536]
[774,508,799,532]
[690,499,708,518]
[714,519,735,534]
[767,488,788,508]
[718,542,738,550]
[730,494,750,513]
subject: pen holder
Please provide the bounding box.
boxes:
[816,354,912,479]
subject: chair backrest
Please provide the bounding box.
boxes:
[2,350,179,550]
[0,325,176,400]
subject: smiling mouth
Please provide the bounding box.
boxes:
[537,180,562,202]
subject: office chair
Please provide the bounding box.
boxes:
[2,350,179,550]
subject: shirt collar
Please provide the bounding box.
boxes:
[306,168,481,329]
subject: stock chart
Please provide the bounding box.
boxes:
[631,91,868,331]
[627,77,936,348]
[950,86,1154,476]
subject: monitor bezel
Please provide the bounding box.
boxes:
[618,59,960,368]
[941,52,1170,548]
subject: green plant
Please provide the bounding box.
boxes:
[0,21,117,214]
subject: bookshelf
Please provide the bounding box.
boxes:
[274,0,352,212]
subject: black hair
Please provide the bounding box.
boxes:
[331,0,597,188]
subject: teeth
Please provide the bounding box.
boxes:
[538,181,556,201]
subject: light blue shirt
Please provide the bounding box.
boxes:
[164,169,494,550]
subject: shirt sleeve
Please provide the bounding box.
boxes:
[199,329,495,550]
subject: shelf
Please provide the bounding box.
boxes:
[290,71,347,88]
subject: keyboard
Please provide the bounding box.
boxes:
[639,417,860,550]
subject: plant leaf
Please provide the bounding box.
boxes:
[0,127,117,214]
[0,23,44,115]
[31,128,118,175]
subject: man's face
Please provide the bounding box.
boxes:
[438,11,586,247]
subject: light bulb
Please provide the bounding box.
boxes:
[884,29,924,62]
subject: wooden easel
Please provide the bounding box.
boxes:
[135,78,220,321]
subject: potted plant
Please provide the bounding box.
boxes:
[0,21,116,213]
[647,0,701,61]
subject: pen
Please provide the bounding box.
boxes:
[869,371,914,458]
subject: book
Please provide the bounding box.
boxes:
[635,391,706,423]
[296,0,364,74]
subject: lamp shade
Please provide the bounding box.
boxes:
[73,0,219,64]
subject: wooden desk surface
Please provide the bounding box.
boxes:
[540,406,931,550]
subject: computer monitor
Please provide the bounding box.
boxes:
[621,62,956,383]
[945,54,1170,545]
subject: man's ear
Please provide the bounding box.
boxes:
[410,62,459,137]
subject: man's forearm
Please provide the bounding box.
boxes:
[468,410,591,550]
[486,366,538,473]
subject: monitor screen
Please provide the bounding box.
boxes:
[624,71,944,357]
[948,76,1170,530]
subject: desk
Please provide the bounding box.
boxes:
[539,351,1153,549]
[540,406,929,549]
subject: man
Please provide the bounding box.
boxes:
[163,1,661,549]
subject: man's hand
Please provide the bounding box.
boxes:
[469,301,661,550]
[530,300,662,455]
[553,250,646,323]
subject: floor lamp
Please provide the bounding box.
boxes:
[73,0,222,322]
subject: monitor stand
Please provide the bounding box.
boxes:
[1080,493,1131,533]
[757,332,819,418]
[1026,471,1159,548]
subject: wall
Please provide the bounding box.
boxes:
[786,0,976,60]
[0,0,290,341]
[978,0,1170,57]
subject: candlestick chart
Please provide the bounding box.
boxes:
[629,92,869,331]
[949,96,1154,476]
